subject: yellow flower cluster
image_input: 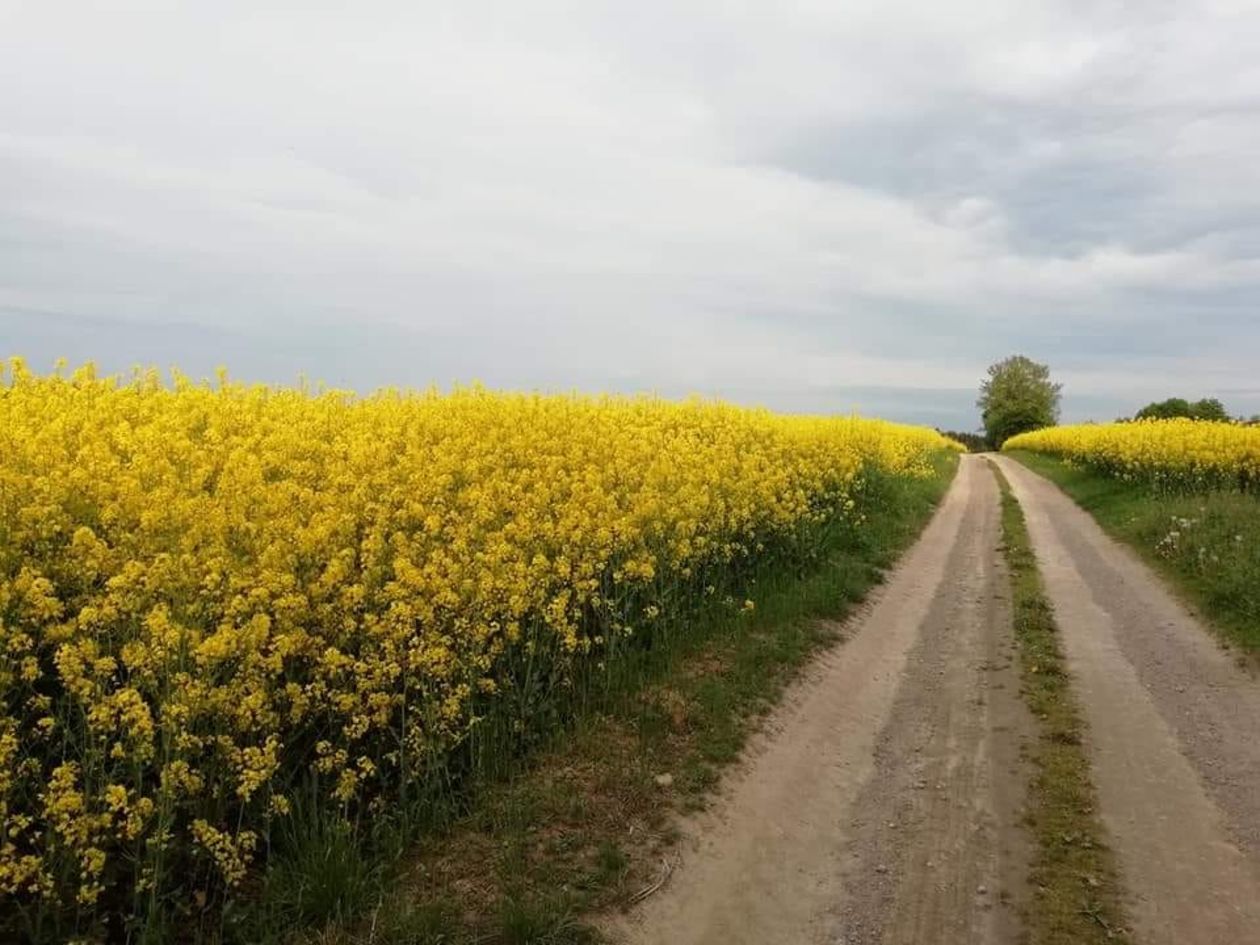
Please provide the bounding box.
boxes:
[1003,419,1260,492]
[0,359,956,934]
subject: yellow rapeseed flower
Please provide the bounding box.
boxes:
[1004,419,1260,492]
[0,358,957,932]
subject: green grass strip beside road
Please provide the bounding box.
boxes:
[1006,450,1260,654]
[987,460,1131,945]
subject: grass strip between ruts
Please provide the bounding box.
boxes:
[987,459,1131,945]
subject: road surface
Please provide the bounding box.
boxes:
[609,454,1260,945]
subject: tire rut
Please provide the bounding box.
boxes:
[609,456,1032,945]
[831,459,1033,945]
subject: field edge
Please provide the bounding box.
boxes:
[290,454,962,945]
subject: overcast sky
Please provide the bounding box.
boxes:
[4,1,1259,430]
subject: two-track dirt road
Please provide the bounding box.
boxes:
[610,454,1260,945]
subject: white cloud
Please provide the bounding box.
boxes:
[3,0,1260,427]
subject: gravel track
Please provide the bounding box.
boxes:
[610,455,1260,944]
[993,454,1260,944]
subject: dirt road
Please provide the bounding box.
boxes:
[992,455,1260,944]
[610,454,1260,945]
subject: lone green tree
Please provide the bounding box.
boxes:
[978,355,1061,448]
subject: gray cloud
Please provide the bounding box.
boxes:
[3,1,1260,431]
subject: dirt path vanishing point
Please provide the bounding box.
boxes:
[609,454,1260,945]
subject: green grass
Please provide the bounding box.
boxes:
[287,453,959,945]
[988,460,1130,945]
[1006,451,1260,653]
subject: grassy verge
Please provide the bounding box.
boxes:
[988,460,1130,944]
[1006,451,1260,653]
[280,455,959,945]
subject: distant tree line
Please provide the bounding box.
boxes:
[1128,397,1230,422]
[940,430,988,452]
[1122,397,1260,425]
